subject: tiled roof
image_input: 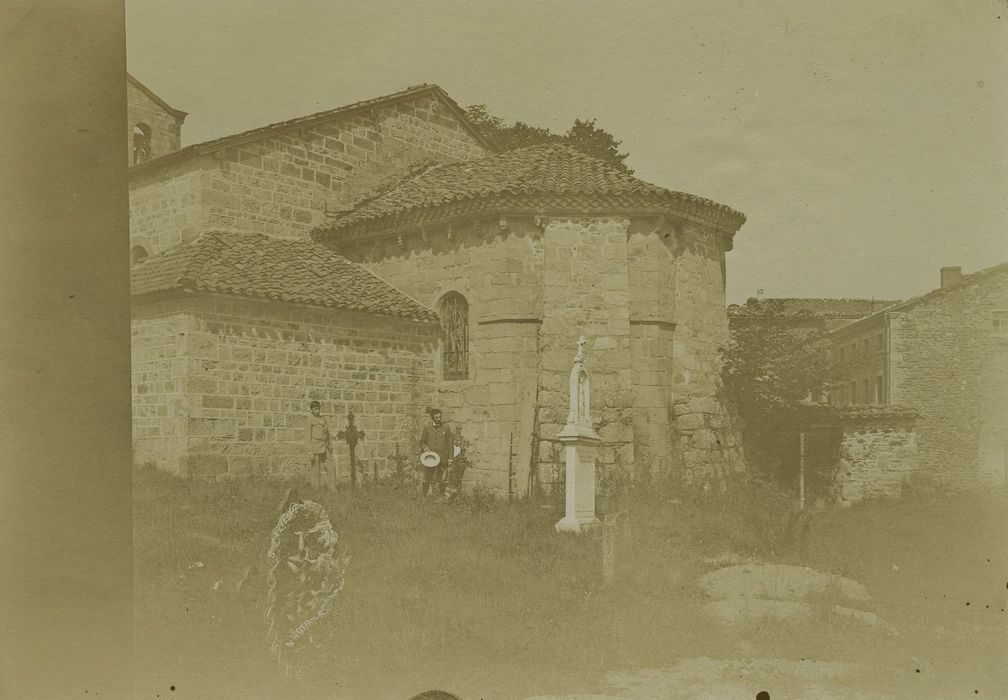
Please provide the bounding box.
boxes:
[130,232,437,322]
[314,143,746,238]
[728,298,900,319]
[830,261,1008,335]
[129,83,494,174]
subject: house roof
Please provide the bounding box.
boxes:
[313,143,747,240]
[127,72,188,120]
[728,297,901,320]
[830,261,1008,335]
[130,231,437,322]
[128,83,495,175]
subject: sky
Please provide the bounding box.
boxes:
[125,0,1008,305]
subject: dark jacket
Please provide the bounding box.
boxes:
[420,423,453,465]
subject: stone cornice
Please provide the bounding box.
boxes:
[314,194,745,248]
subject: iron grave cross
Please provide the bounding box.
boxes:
[336,411,365,491]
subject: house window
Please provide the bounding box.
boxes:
[850,381,857,403]
[993,310,1008,336]
[875,333,884,352]
[132,123,152,164]
[440,292,469,380]
[862,379,871,404]
[875,374,885,404]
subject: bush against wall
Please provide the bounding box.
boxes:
[720,314,836,483]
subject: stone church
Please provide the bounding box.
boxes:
[128,73,747,493]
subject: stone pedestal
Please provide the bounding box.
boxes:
[555,423,602,532]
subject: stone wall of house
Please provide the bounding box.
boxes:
[338,218,545,494]
[889,267,1008,487]
[336,214,745,492]
[129,159,206,256]
[200,95,488,240]
[131,295,438,479]
[536,217,635,487]
[128,93,488,255]
[669,223,744,479]
[627,220,677,475]
[126,79,183,162]
[131,301,192,470]
[835,414,918,504]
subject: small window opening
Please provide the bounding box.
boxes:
[131,245,149,266]
[133,123,152,164]
[993,310,1008,336]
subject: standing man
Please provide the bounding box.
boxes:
[307,400,333,489]
[419,408,453,496]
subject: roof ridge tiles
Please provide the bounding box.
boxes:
[131,230,437,321]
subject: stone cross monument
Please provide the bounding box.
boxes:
[555,335,602,533]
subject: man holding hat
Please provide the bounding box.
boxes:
[419,408,452,496]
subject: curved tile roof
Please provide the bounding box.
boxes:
[130,231,436,321]
[315,143,746,238]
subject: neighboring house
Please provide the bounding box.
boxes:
[128,79,749,491]
[828,264,1008,488]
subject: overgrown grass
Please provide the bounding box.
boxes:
[134,467,1008,699]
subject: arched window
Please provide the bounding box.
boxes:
[439,292,469,380]
[130,245,149,266]
[132,123,152,164]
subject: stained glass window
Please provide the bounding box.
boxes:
[440,293,469,380]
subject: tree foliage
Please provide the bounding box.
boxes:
[464,104,633,173]
[720,315,836,480]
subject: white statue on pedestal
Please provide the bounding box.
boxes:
[555,335,601,533]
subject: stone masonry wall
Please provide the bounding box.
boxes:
[337,219,545,494]
[131,295,438,479]
[627,219,677,475]
[836,418,918,504]
[126,79,183,163]
[128,93,488,256]
[129,159,205,255]
[131,301,192,470]
[889,268,1008,487]
[201,95,488,240]
[671,223,744,479]
[537,217,635,487]
[338,214,744,492]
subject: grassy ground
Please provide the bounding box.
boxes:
[134,469,1008,699]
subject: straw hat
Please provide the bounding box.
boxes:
[419,450,441,468]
